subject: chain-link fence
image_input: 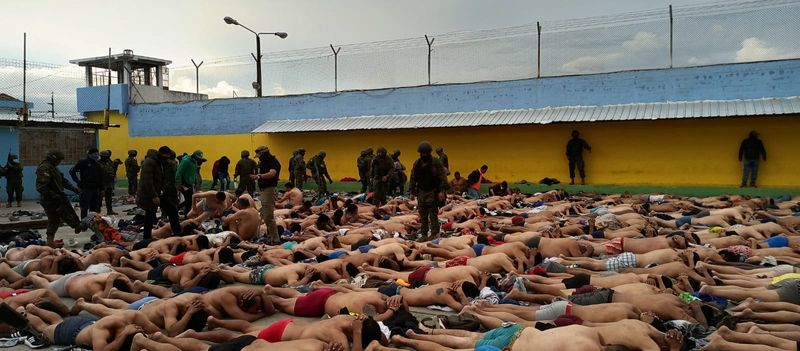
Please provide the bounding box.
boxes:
[2,0,800,115]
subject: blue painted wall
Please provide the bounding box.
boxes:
[127,59,800,137]
[77,84,129,114]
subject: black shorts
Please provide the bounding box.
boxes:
[209,335,257,351]
[562,274,591,289]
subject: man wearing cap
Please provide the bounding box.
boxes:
[370,147,395,206]
[5,154,23,207]
[410,141,449,240]
[36,151,84,246]
[98,150,118,215]
[292,148,307,190]
[436,147,450,176]
[138,147,182,239]
[69,148,103,218]
[309,151,333,196]
[357,148,373,194]
[235,150,257,195]
[252,146,281,244]
[738,130,767,188]
[125,150,140,196]
[176,150,203,215]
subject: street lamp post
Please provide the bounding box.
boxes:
[223,16,287,97]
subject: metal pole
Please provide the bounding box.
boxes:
[256,35,262,97]
[669,5,674,68]
[50,92,55,119]
[537,22,542,78]
[425,35,434,85]
[106,47,111,128]
[22,33,27,124]
[191,59,204,94]
[330,45,341,92]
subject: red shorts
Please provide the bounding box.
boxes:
[445,256,469,268]
[604,238,624,255]
[0,289,30,299]
[409,266,433,286]
[168,252,187,265]
[294,288,337,317]
[257,318,293,342]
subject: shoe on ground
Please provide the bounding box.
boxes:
[10,330,48,349]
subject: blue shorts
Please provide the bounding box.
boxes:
[358,245,376,253]
[676,216,692,227]
[765,235,789,248]
[329,251,349,259]
[473,244,486,256]
[54,316,98,346]
[128,296,159,310]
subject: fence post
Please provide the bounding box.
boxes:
[22,33,27,125]
[425,35,435,85]
[537,22,542,78]
[669,4,674,68]
[330,45,341,92]
[191,59,204,95]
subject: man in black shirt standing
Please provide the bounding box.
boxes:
[566,130,592,185]
[69,148,103,218]
[739,131,767,188]
[252,146,281,244]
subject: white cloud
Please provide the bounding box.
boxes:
[622,32,662,52]
[561,53,621,74]
[169,76,196,93]
[202,81,244,99]
[735,37,794,62]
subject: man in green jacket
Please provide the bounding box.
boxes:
[176,150,203,214]
[292,148,307,190]
[309,151,332,197]
[370,147,395,206]
[357,148,373,194]
[409,141,449,240]
[36,151,84,247]
[98,150,118,215]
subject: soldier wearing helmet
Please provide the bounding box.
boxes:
[309,151,332,196]
[4,154,23,207]
[125,150,141,196]
[370,147,395,206]
[435,146,450,176]
[292,148,307,190]
[98,150,118,214]
[234,149,258,195]
[357,148,374,194]
[69,148,103,218]
[37,150,84,246]
[410,141,450,240]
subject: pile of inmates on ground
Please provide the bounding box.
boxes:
[5,148,800,351]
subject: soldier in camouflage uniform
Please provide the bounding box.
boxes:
[410,141,449,240]
[288,150,297,187]
[292,148,307,190]
[309,151,332,196]
[436,146,450,176]
[357,148,374,194]
[124,150,140,196]
[98,150,118,215]
[234,150,257,195]
[36,150,84,247]
[370,147,395,206]
[5,154,23,207]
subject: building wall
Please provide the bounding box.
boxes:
[127,59,800,137]
[100,115,800,187]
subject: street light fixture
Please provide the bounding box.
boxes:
[223,16,287,97]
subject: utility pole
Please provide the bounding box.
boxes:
[537,22,542,78]
[22,33,28,125]
[669,5,674,68]
[425,35,434,85]
[330,45,341,92]
[105,47,111,128]
[191,59,204,95]
[47,92,55,119]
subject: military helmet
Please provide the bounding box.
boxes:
[298,148,306,154]
[241,150,250,158]
[435,146,443,153]
[47,150,65,162]
[9,154,18,161]
[366,148,374,154]
[376,147,387,156]
[417,141,433,154]
[128,150,137,156]
[99,150,111,157]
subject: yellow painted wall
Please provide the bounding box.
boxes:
[95,114,800,187]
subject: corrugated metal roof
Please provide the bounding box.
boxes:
[252,96,800,133]
[0,113,103,128]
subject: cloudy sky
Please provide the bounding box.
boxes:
[2,0,799,111]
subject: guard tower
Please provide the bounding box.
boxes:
[70,49,170,88]
[71,50,206,116]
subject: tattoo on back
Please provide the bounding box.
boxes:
[436,288,444,295]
